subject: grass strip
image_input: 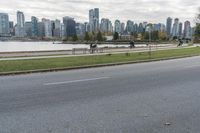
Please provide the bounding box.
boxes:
[0,47,200,73]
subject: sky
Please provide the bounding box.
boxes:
[0,0,199,26]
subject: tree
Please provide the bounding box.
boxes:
[96,31,103,41]
[195,25,200,36]
[63,36,68,42]
[195,7,200,24]
[84,32,90,42]
[72,34,78,41]
[144,32,149,41]
[194,7,200,42]
[159,32,167,41]
[113,32,119,40]
[151,31,159,41]
[133,33,138,39]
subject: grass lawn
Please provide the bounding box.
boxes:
[0,47,200,73]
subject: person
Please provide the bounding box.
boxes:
[90,43,94,54]
[129,41,135,49]
[178,39,183,47]
[90,43,98,54]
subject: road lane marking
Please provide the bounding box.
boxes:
[44,77,110,86]
[184,65,200,68]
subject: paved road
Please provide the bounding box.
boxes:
[1,56,200,133]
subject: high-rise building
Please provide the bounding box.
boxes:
[63,16,76,37]
[89,8,99,32]
[51,20,55,37]
[42,18,52,38]
[152,23,165,32]
[54,19,61,37]
[121,23,125,34]
[38,22,45,37]
[60,23,65,37]
[114,20,121,34]
[166,17,172,36]
[184,21,192,39]
[84,22,90,32]
[126,20,134,34]
[172,18,179,37]
[9,21,14,36]
[24,22,32,37]
[152,24,159,31]
[17,11,25,27]
[0,13,10,36]
[108,21,113,33]
[133,23,138,34]
[100,18,111,33]
[100,18,107,33]
[138,23,144,33]
[178,22,183,38]
[31,16,38,37]
[143,22,148,29]
[160,23,166,32]
[76,23,85,36]
[16,11,25,37]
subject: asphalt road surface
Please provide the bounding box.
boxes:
[1,56,200,133]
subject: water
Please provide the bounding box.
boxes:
[0,41,129,52]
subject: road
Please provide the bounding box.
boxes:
[0,56,200,133]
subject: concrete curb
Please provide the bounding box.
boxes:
[0,54,200,76]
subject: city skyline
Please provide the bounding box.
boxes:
[0,0,199,25]
[0,9,194,40]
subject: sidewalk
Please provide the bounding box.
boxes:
[0,44,175,57]
[0,45,191,61]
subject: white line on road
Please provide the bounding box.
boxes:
[44,77,110,86]
[184,65,200,68]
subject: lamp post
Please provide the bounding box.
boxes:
[148,27,152,59]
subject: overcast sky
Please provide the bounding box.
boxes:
[0,0,199,25]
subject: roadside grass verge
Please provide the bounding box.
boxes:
[0,47,200,74]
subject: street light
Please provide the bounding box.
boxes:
[148,26,152,59]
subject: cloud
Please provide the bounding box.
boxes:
[0,0,199,26]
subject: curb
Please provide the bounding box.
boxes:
[0,54,199,76]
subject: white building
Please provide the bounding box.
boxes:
[16,11,25,37]
[172,18,179,37]
[42,18,52,38]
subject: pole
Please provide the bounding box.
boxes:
[149,28,151,59]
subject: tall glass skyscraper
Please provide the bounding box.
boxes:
[166,17,172,36]
[63,16,76,37]
[31,16,38,37]
[16,11,25,37]
[89,8,99,32]
[178,22,183,38]
[100,18,112,33]
[126,20,134,34]
[0,13,9,36]
[114,20,121,34]
[184,21,192,39]
[172,18,179,37]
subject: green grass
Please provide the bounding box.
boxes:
[0,47,200,73]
